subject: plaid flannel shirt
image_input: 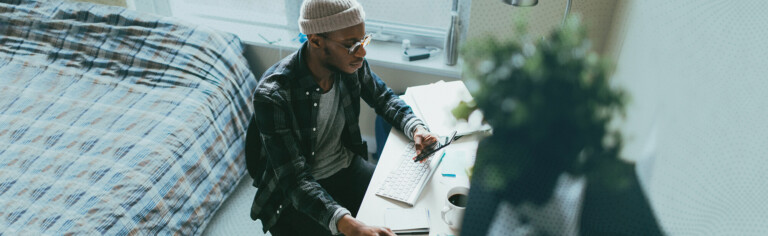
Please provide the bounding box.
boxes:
[248,43,424,233]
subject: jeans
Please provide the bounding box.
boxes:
[269,155,375,236]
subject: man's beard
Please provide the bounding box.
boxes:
[323,47,350,75]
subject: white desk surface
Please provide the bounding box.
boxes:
[357,92,479,236]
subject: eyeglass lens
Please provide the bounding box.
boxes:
[349,34,372,54]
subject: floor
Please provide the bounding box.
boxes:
[202,175,270,236]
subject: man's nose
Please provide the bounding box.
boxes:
[354,45,367,58]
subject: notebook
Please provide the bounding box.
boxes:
[405,80,492,137]
[384,208,430,234]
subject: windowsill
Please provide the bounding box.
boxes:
[173,14,462,78]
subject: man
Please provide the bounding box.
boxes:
[245,0,439,235]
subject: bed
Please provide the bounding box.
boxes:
[0,0,257,234]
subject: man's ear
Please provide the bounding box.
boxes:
[307,34,323,48]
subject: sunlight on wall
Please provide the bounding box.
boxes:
[607,0,768,234]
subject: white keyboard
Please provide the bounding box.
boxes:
[375,142,443,206]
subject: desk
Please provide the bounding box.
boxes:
[357,93,479,235]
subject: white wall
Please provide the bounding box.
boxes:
[467,0,618,54]
[606,0,768,234]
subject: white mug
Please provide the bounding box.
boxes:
[441,186,469,231]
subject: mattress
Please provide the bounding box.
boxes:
[0,0,257,235]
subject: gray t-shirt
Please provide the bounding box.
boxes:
[310,77,355,180]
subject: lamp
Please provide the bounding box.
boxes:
[502,0,573,26]
[502,0,538,7]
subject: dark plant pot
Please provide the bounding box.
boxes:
[578,164,664,236]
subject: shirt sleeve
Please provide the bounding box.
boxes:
[329,207,351,235]
[357,60,425,139]
[403,118,426,141]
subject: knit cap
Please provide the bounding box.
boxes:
[299,0,366,35]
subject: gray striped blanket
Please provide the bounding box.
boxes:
[0,0,257,235]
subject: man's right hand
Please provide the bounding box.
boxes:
[412,125,438,163]
[338,214,396,236]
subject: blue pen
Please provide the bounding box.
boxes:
[431,151,448,180]
[441,173,456,177]
[435,151,447,167]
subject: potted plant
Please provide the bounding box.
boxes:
[454,16,645,235]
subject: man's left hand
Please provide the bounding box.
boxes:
[412,125,438,163]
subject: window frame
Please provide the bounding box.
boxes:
[134,0,468,48]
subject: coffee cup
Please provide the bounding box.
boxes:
[441,186,469,231]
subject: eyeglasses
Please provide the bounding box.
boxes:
[321,33,373,55]
[413,130,458,162]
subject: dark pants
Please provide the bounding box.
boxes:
[269,155,375,236]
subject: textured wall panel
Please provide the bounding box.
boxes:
[607,0,768,234]
[466,0,618,53]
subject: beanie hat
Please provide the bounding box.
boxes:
[299,0,366,35]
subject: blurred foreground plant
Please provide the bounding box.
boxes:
[459,15,631,205]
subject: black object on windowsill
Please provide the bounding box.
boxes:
[402,48,431,61]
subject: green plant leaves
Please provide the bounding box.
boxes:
[460,14,629,205]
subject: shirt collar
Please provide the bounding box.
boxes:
[294,42,319,90]
[294,42,356,92]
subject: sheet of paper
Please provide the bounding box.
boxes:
[384,208,430,233]
[441,149,467,178]
[405,80,492,137]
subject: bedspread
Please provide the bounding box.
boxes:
[0,0,257,235]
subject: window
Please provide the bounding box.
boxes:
[168,0,290,28]
[354,0,471,48]
[137,0,470,49]
[360,0,453,30]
